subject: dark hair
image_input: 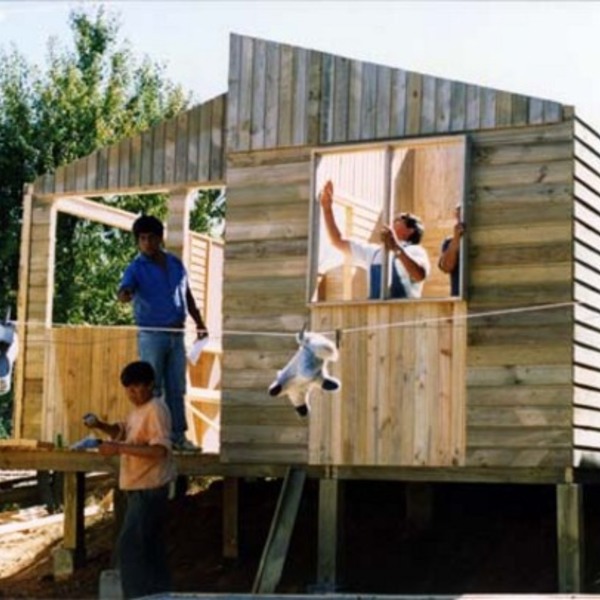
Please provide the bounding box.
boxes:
[132,215,164,240]
[120,361,155,387]
[395,212,425,245]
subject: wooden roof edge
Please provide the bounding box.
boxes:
[229,31,571,118]
[30,91,228,197]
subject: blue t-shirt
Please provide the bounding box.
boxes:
[119,252,189,328]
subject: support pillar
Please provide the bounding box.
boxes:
[317,477,344,592]
[223,477,239,559]
[53,471,85,578]
[405,482,433,536]
[556,482,584,593]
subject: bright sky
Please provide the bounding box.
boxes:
[1,1,600,129]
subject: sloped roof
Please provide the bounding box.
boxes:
[33,33,569,197]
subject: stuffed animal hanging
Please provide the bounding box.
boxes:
[0,310,18,396]
[268,328,340,416]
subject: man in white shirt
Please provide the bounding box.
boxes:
[319,180,430,299]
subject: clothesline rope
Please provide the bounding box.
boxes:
[4,300,590,345]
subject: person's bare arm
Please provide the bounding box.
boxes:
[320,180,351,256]
[382,226,426,282]
[186,285,208,340]
[117,287,133,303]
[83,414,123,440]
[439,222,464,274]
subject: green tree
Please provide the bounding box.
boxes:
[190,189,226,237]
[0,6,193,433]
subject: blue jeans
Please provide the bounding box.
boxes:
[118,485,171,599]
[138,330,187,441]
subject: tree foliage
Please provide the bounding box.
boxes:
[0,6,201,433]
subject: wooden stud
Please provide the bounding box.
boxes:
[222,477,239,559]
[317,477,344,591]
[252,467,306,593]
[405,482,433,535]
[63,471,86,568]
[556,483,584,593]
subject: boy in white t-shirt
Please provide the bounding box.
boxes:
[84,361,176,599]
[319,180,430,299]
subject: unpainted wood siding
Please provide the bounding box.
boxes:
[15,197,55,439]
[466,120,575,467]
[222,120,578,468]
[227,33,566,153]
[573,117,600,467]
[33,95,227,196]
[310,301,466,467]
[220,147,312,463]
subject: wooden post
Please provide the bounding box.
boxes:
[13,184,34,439]
[252,467,306,593]
[317,477,344,591]
[556,483,584,593]
[405,482,433,535]
[223,477,239,559]
[62,472,86,567]
[165,187,195,262]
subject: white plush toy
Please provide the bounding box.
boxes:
[268,328,340,416]
[0,312,18,396]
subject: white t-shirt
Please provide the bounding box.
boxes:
[349,240,430,299]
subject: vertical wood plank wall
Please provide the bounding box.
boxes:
[226,34,565,153]
[309,301,466,466]
[573,117,600,467]
[43,328,138,444]
[220,148,312,463]
[33,94,227,196]
[466,121,575,467]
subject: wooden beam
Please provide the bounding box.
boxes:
[252,467,306,593]
[222,477,239,559]
[165,187,195,260]
[317,478,344,591]
[53,196,137,231]
[405,482,433,535]
[1,448,594,483]
[556,483,584,593]
[0,504,100,536]
[63,472,86,568]
[13,184,34,438]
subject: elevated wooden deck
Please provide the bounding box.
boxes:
[1,447,599,484]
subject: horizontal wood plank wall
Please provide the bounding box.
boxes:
[466,121,575,467]
[309,301,467,467]
[220,147,312,463]
[226,33,566,153]
[32,94,227,196]
[573,117,600,467]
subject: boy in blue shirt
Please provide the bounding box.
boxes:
[118,215,207,450]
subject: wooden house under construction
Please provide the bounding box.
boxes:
[5,32,600,592]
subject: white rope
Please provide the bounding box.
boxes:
[336,300,579,336]
[5,299,590,346]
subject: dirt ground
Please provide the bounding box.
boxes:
[2,477,600,599]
